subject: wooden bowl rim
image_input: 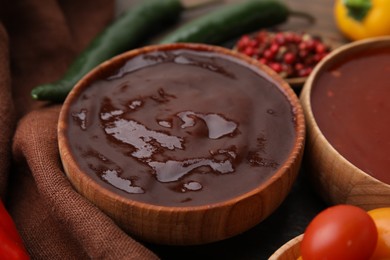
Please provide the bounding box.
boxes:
[58,42,306,212]
[269,234,303,259]
[301,36,390,188]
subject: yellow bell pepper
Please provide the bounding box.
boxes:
[334,0,390,41]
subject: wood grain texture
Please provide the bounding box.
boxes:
[300,37,390,211]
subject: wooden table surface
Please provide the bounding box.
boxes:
[115,0,348,259]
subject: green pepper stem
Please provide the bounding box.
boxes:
[343,0,372,21]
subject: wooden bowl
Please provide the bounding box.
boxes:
[58,43,305,245]
[300,36,390,210]
[269,234,303,260]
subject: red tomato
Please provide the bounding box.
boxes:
[301,204,378,260]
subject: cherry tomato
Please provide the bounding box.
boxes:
[368,207,390,259]
[301,204,378,260]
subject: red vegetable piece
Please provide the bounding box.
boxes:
[301,205,378,260]
[0,201,29,260]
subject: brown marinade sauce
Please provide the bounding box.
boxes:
[67,49,296,206]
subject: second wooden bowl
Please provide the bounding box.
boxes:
[300,36,390,210]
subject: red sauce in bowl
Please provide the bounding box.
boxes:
[311,47,390,184]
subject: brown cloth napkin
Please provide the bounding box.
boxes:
[0,0,159,259]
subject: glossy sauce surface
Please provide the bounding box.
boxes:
[312,47,390,184]
[67,49,297,206]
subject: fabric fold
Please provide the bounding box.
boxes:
[0,22,15,198]
[0,0,160,258]
[11,106,158,259]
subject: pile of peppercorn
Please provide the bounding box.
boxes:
[235,30,331,78]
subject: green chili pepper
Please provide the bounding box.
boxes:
[32,0,294,102]
[31,0,183,102]
[159,0,289,45]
